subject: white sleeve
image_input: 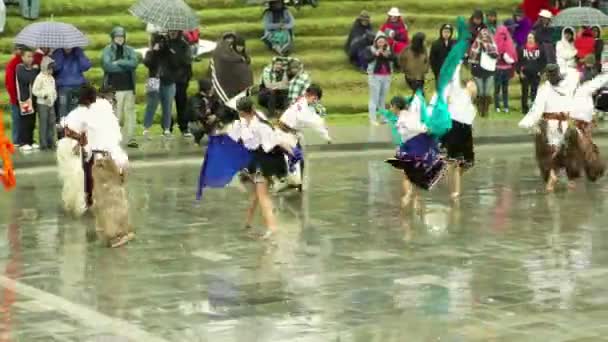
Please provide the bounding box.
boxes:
[519,85,548,129]
[579,73,608,96]
[301,108,331,141]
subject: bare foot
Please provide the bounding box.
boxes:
[110,235,130,248]
[401,191,412,207]
[450,192,460,200]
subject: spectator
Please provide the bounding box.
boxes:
[101,26,140,148]
[209,32,254,103]
[5,44,26,144]
[574,27,596,66]
[259,57,290,117]
[168,30,193,137]
[468,28,498,117]
[32,56,57,150]
[504,8,533,49]
[365,31,398,125]
[399,32,429,94]
[469,9,486,43]
[486,9,498,35]
[592,26,603,73]
[52,47,92,120]
[533,10,556,64]
[556,26,577,73]
[184,28,200,58]
[33,47,51,66]
[20,0,39,19]
[429,23,455,81]
[142,32,188,138]
[345,11,374,72]
[494,25,518,113]
[262,0,295,56]
[286,58,311,104]
[15,47,39,151]
[186,79,230,145]
[517,32,546,113]
[380,7,409,55]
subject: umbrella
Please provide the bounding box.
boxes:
[129,0,199,31]
[551,7,608,27]
[14,21,88,49]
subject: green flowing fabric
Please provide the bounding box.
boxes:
[379,109,401,145]
[423,16,470,139]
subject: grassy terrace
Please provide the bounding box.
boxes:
[1,0,520,123]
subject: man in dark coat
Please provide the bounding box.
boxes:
[429,23,455,82]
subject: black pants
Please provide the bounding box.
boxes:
[172,81,190,133]
[258,88,288,118]
[520,74,540,114]
[18,113,36,145]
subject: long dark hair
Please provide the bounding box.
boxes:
[410,32,426,56]
[263,0,286,23]
[78,84,97,107]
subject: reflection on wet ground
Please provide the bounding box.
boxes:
[2,147,608,341]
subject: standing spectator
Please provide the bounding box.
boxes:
[261,0,295,55]
[168,30,193,137]
[345,11,374,72]
[259,57,290,117]
[494,25,518,113]
[184,28,200,58]
[380,7,409,55]
[468,28,498,117]
[504,8,533,49]
[20,0,40,19]
[533,10,556,64]
[142,32,188,138]
[286,58,311,104]
[574,27,596,66]
[365,32,398,125]
[592,26,603,73]
[556,26,577,73]
[101,26,140,148]
[486,9,498,35]
[5,44,26,144]
[469,9,486,43]
[33,47,51,66]
[429,23,455,81]
[52,47,92,120]
[15,47,39,151]
[517,33,545,114]
[32,56,57,150]
[399,32,429,94]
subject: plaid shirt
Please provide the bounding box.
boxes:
[287,71,311,104]
[261,65,288,89]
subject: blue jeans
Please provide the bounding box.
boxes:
[368,74,391,123]
[10,104,20,144]
[58,87,80,119]
[143,83,175,130]
[494,69,510,110]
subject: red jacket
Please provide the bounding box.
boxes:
[5,55,23,105]
[575,29,596,59]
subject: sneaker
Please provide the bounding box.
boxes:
[143,129,151,141]
[163,130,172,138]
[182,132,193,138]
[20,145,33,152]
[127,139,139,148]
[370,121,380,127]
[504,108,509,113]
[31,143,39,149]
[495,108,501,113]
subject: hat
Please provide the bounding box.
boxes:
[387,7,402,17]
[545,63,560,73]
[487,9,497,16]
[358,10,370,20]
[539,9,553,19]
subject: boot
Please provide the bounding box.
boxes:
[475,97,484,117]
[484,96,493,117]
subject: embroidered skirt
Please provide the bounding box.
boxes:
[386,134,446,190]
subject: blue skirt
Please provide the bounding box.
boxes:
[386,133,446,190]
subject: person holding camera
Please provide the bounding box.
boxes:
[365,31,398,126]
[142,31,192,138]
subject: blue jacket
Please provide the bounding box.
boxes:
[52,48,92,89]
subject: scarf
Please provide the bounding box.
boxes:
[469,30,497,62]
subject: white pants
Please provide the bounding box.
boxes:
[114,90,136,141]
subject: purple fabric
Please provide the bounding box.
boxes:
[513,17,533,48]
[288,146,303,173]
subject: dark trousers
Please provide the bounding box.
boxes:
[494,69,510,110]
[520,74,540,114]
[258,88,288,118]
[172,81,190,133]
[83,155,94,207]
[405,77,425,95]
[18,113,36,145]
[38,105,56,149]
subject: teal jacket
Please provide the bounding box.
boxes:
[101,30,139,90]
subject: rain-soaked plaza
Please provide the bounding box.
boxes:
[2,143,608,341]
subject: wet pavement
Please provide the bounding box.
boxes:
[2,145,608,341]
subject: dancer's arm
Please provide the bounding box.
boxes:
[579,72,608,96]
[519,85,548,130]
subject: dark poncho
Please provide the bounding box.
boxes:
[208,33,254,102]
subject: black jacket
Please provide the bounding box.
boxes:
[186,93,235,133]
[517,45,546,76]
[144,35,192,84]
[429,24,455,79]
[345,19,374,53]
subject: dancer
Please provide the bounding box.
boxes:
[569,56,608,182]
[275,83,331,191]
[519,64,579,191]
[385,95,446,206]
[441,64,478,199]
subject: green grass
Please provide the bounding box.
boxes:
[1,0,522,130]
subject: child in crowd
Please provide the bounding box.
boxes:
[32,56,58,150]
[15,47,39,151]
